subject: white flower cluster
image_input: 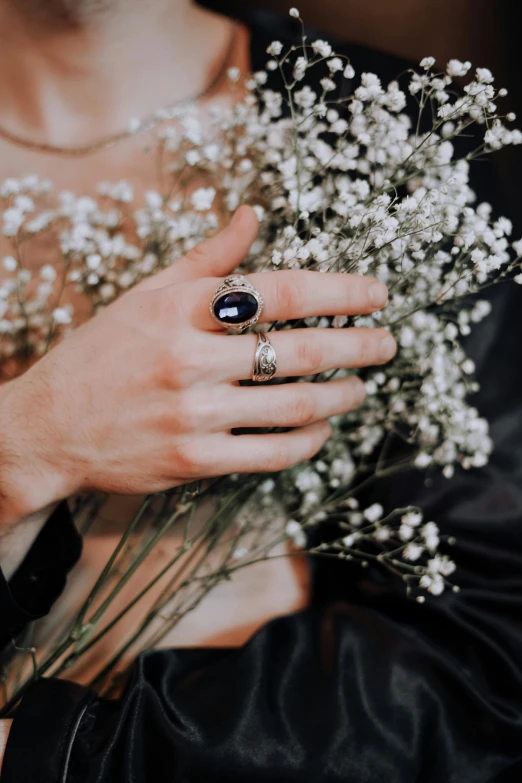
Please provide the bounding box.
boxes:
[305,502,457,599]
[2,23,520,594]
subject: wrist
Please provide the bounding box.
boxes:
[0,378,72,527]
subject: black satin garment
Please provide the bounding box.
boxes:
[3,9,522,782]
[0,502,82,652]
[5,573,522,782]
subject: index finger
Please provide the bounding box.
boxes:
[192,270,388,331]
[134,206,259,292]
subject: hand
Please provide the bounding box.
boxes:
[0,206,395,525]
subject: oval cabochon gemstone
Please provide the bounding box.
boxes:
[213,291,259,324]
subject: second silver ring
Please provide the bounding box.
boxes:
[252,332,277,382]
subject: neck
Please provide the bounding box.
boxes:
[0,0,236,146]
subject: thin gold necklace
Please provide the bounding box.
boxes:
[0,25,239,158]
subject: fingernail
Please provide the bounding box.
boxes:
[379,334,397,361]
[368,281,388,308]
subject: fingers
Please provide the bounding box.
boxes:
[172,421,332,477]
[191,270,388,331]
[203,327,396,383]
[135,206,259,292]
[209,377,366,430]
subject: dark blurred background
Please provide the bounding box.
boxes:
[200,0,522,234]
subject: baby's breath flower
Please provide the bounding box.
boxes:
[311,40,333,58]
[2,256,17,272]
[190,187,216,212]
[3,207,24,236]
[364,503,383,523]
[145,191,163,210]
[447,59,472,78]
[420,56,435,70]
[402,511,422,527]
[399,523,414,541]
[3,39,518,604]
[427,555,456,576]
[327,57,344,73]
[320,77,336,93]
[404,543,424,561]
[52,307,72,325]
[266,41,283,57]
[420,573,445,595]
[253,71,268,86]
[375,527,391,542]
[127,117,141,133]
[1,178,20,196]
[185,150,200,165]
[40,264,57,282]
[415,453,432,469]
[476,67,494,84]
[286,520,306,548]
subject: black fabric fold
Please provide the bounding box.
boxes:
[4,598,522,783]
[1,679,92,783]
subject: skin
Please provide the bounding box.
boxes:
[0,0,396,561]
[0,205,394,540]
[0,0,396,760]
[0,207,394,761]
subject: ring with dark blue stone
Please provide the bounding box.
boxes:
[210,275,264,331]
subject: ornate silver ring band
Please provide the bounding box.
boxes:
[210,274,264,332]
[252,332,277,382]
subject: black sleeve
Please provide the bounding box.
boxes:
[0,502,82,652]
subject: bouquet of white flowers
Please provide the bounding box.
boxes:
[1,8,521,707]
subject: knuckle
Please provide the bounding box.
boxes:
[175,351,203,387]
[304,430,325,459]
[170,441,202,478]
[274,272,307,315]
[153,288,181,322]
[265,445,292,472]
[303,425,330,459]
[170,396,199,433]
[290,388,317,426]
[294,331,323,375]
[350,378,367,406]
[155,345,200,389]
[151,350,174,388]
[185,241,210,266]
[353,329,376,366]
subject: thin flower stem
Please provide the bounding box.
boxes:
[74,496,154,628]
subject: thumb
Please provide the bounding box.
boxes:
[136,205,259,292]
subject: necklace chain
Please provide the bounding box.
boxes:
[0,25,239,158]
